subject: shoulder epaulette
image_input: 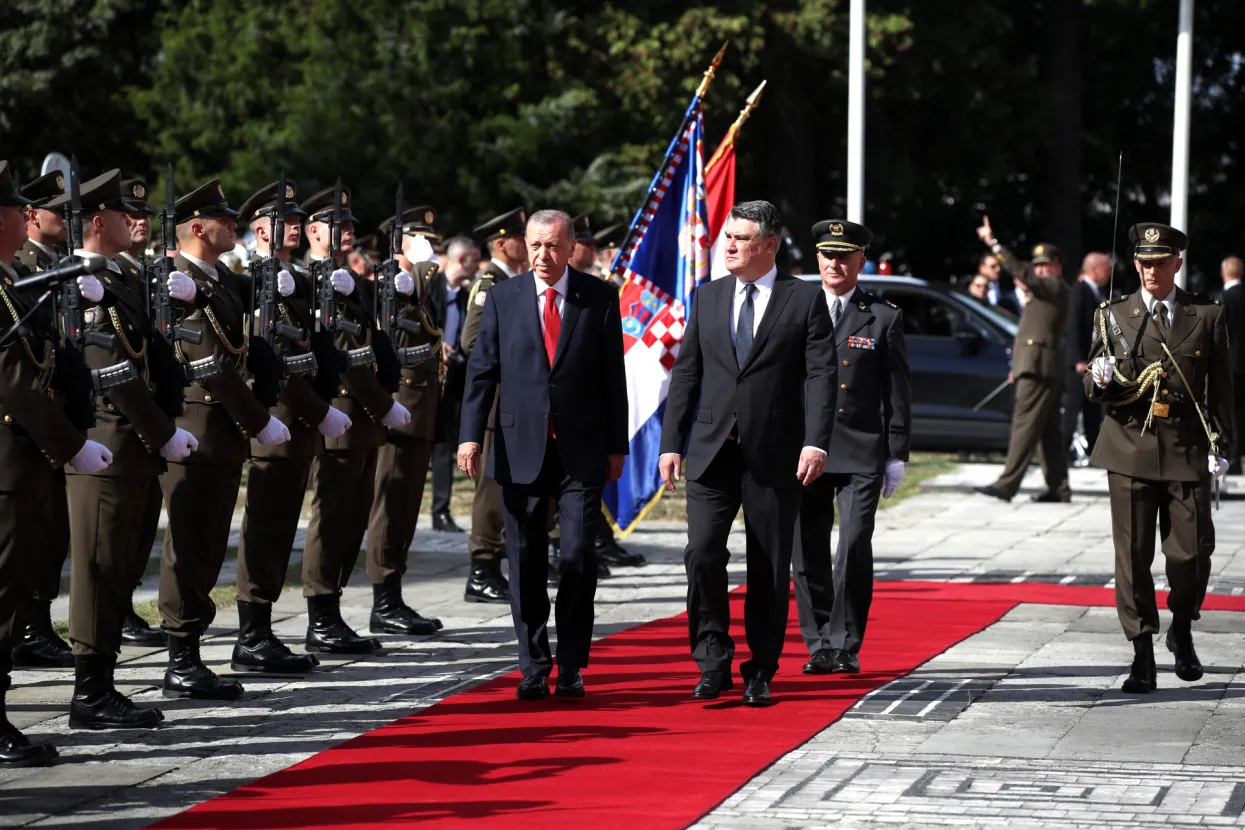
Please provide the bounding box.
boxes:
[884,299,898,309]
[1111,294,1129,303]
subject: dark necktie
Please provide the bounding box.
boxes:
[1153,302,1169,339]
[830,297,843,328]
[736,283,756,367]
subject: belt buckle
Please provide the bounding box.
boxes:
[1151,402,1171,419]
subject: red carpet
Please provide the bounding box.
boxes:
[153,581,1245,830]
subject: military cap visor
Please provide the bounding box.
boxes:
[593,222,628,249]
[21,171,66,208]
[380,205,439,240]
[571,213,596,244]
[173,178,238,225]
[238,181,307,226]
[45,169,145,214]
[120,178,154,215]
[0,161,36,208]
[474,206,526,242]
[1129,222,1187,261]
[301,185,359,225]
[1030,242,1060,264]
[812,219,872,254]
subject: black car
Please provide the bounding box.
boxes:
[798,275,1018,452]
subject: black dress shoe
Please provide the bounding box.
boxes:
[305,594,382,654]
[831,650,861,674]
[1166,618,1204,682]
[431,511,463,533]
[802,649,836,675]
[692,670,733,700]
[231,601,319,676]
[974,485,1012,503]
[0,723,57,768]
[516,674,550,701]
[465,563,510,604]
[369,578,442,636]
[69,655,164,729]
[594,538,646,568]
[1121,634,1158,694]
[11,603,73,669]
[120,606,167,648]
[1032,489,1072,503]
[163,636,244,701]
[555,667,585,698]
[742,677,772,706]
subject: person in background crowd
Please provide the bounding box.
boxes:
[1220,256,1245,473]
[967,274,990,302]
[1064,252,1112,461]
[592,222,626,289]
[977,252,1004,307]
[570,214,600,276]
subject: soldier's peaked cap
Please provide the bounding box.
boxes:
[593,222,627,249]
[1029,242,1060,264]
[46,169,144,215]
[301,184,359,225]
[572,213,596,244]
[380,205,439,241]
[0,161,34,208]
[1128,222,1187,261]
[22,171,66,208]
[474,207,526,242]
[812,219,872,254]
[120,178,153,215]
[172,178,238,225]
[238,181,307,226]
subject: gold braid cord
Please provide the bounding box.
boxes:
[107,307,150,385]
[205,307,248,356]
[0,285,54,386]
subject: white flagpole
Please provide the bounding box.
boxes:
[1170,0,1193,288]
[847,0,865,224]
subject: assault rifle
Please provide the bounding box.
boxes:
[311,177,374,372]
[374,183,433,369]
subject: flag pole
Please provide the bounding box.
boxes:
[706,80,767,174]
[1170,0,1193,288]
[847,0,866,224]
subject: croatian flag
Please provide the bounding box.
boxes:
[602,99,711,536]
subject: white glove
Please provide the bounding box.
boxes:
[317,406,352,438]
[255,416,290,446]
[1089,355,1116,388]
[883,459,906,499]
[1209,456,1229,479]
[69,439,113,474]
[159,427,199,460]
[381,400,411,428]
[395,268,415,296]
[168,270,197,302]
[405,234,437,264]
[276,269,296,297]
[331,268,355,296]
[77,274,104,303]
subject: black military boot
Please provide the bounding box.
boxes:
[464,562,510,604]
[370,578,442,636]
[120,603,167,648]
[594,535,646,567]
[69,654,164,729]
[305,594,381,654]
[0,678,57,767]
[163,635,244,700]
[11,602,73,669]
[1121,634,1158,694]
[231,601,319,676]
[1166,616,1204,682]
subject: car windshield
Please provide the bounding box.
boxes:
[946,291,1018,335]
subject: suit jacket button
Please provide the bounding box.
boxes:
[840,384,847,390]
[204,394,213,402]
[2,415,11,424]
[48,457,56,465]
[1195,350,1201,357]
[842,360,849,367]
[404,378,412,385]
[1162,389,1169,396]
[1026,338,1034,345]
[838,408,846,415]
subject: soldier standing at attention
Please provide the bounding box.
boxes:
[160,179,291,700]
[364,206,445,636]
[792,220,910,675]
[0,161,113,764]
[231,181,346,675]
[300,184,411,654]
[974,215,1072,503]
[1085,223,1231,693]
[52,170,196,728]
[10,171,75,670]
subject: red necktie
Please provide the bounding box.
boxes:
[543,287,560,366]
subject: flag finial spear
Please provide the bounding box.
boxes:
[695,42,729,98]
[706,80,767,174]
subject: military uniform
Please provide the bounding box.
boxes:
[160,179,273,701]
[364,207,444,635]
[978,240,1071,502]
[792,221,911,674]
[0,160,82,765]
[1085,222,1232,693]
[8,171,76,670]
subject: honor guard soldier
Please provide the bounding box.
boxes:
[364,205,445,636]
[1085,222,1232,693]
[569,214,599,276]
[593,222,627,289]
[49,170,194,728]
[299,183,410,655]
[460,208,528,598]
[0,160,114,765]
[974,216,1072,503]
[160,179,291,701]
[231,181,338,675]
[10,170,76,670]
[111,176,169,649]
[793,220,911,675]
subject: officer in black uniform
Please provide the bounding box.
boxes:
[792,220,911,675]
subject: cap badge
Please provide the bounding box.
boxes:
[425,210,434,224]
[134,184,146,199]
[55,175,64,190]
[829,223,844,236]
[1034,244,1045,255]
[285,185,295,199]
[1144,227,1160,243]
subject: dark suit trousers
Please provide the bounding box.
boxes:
[431,396,461,515]
[0,486,51,654]
[501,439,601,678]
[1062,369,1102,455]
[1233,372,1245,467]
[302,448,378,596]
[1107,472,1213,640]
[67,475,160,656]
[159,462,243,638]
[366,435,433,584]
[237,457,313,604]
[685,441,800,681]
[792,472,883,656]
[993,377,1069,498]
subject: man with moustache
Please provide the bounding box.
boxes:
[160,179,291,700]
[659,200,836,706]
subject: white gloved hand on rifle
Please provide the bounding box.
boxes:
[77,274,105,303]
[331,268,355,296]
[168,271,197,302]
[276,269,296,297]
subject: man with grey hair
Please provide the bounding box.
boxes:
[1221,255,1245,472]
[458,208,628,700]
[660,200,837,706]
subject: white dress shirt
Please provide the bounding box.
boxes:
[730,267,777,347]
[536,270,568,338]
[986,280,1000,306]
[1139,285,1176,320]
[1224,279,1241,293]
[823,284,856,318]
[181,251,219,281]
[493,257,518,279]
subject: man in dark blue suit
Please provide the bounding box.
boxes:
[458,209,628,700]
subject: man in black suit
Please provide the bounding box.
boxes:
[659,200,837,707]
[458,209,627,700]
[1221,256,1245,472]
[1063,252,1111,459]
[792,220,910,676]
